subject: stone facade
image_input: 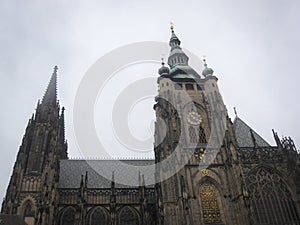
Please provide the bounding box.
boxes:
[1,28,300,225]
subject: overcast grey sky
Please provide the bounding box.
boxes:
[1,0,299,202]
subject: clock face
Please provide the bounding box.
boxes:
[194,148,205,160]
[187,111,202,125]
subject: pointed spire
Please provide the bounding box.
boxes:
[167,23,189,68]
[59,107,65,139]
[42,66,58,105]
[80,174,84,188]
[234,107,238,117]
[272,129,282,148]
[111,171,115,190]
[250,129,257,148]
[85,171,88,188]
[169,22,181,47]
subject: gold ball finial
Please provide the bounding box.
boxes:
[170,21,174,30]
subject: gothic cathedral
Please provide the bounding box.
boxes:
[1,26,300,225]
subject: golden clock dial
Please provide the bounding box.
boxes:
[194,148,205,160]
[187,111,202,125]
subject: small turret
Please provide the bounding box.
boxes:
[158,58,170,76]
[202,59,214,77]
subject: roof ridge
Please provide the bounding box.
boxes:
[66,157,155,161]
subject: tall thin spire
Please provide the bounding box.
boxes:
[169,22,181,48]
[42,66,58,105]
[168,24,189,68]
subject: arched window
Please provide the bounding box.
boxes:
[89,207,110,225]
[61,207,76,225]
[198,126,207,143]
[23,200,35,225]
[247,168,300,224]
[189,126,197,143]
[23,201,35,217]
[185,84,194,90]
[200,184,222,223]
[118,207,139,225]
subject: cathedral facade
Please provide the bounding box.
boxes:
[1,27,300,225]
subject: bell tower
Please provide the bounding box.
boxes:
[154,26,248,225]
[1,67,67,225]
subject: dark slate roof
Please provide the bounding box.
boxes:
[59,159,155,189]
[233,116,270,147]
[0,215,28,225]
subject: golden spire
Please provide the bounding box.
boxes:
[170,21,174,30]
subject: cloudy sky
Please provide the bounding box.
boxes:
[0,0,299,202]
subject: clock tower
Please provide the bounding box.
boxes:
[153,26,248,225]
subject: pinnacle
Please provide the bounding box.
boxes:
[42,66,58,106]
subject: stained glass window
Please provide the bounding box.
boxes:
[247,168,300,224]
[198,126,207,143]
[118,207,139,225]
[200,184,222,223]
[62,207,76,225]
[189,126,197,143]
[90,207,109,225]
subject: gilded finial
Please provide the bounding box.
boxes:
[170,21,174,30]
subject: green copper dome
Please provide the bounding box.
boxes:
[158,62,170,76]
[202,59,214,77]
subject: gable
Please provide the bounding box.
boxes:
[233,117,270,147]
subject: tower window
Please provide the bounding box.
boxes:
[189,126,197,143]
[162,83,164,87]
[198,126,207,143]
[185,84,194,90]
[175,83,183,90]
